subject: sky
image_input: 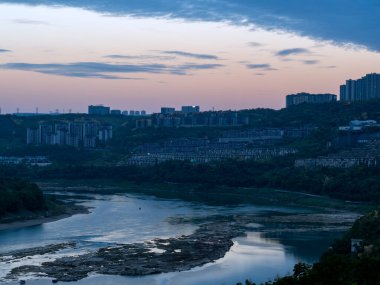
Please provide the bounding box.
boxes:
[0,0,380,113]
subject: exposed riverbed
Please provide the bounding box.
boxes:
[0,192,359,285]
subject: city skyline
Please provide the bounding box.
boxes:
[1,1,380,113]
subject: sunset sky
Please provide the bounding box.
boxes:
[1,0,380,113]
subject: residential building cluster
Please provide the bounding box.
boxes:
[122,128,305,166]
[27,121,113,148]
[161,106,200,114]
[333,120,380,147]
[340,73,380,102]
[285,73,380,107]
[219,127,315,143]
[126,147,297,166]
[338,120,379,132]
[136,110,249,128]
[286,93,337,107]
[219,128,283,143]
[0,156,51,166]
[295,140,380,168]
[88,105,147,116]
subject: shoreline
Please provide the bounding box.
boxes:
[5,211,358,282]
[0,208,89,232]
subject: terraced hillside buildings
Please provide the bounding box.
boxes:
[295,140,380,168]
[122,127,309,166]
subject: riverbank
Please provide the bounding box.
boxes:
[37,179,373,213]
[4,210,359,282]
[0,201,89,231]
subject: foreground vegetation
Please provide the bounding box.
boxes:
[235,210,380,285]
[2,158,378,203]
[35,179,371,214]
[0,179,46,217]
[0,179,86,225]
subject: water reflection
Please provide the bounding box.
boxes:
[0,193,343,285]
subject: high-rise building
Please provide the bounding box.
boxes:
[39,124,53,145]
[98,125,113,141]
[181,106,200,113]
[88,105,110,115]
[26,128,39,145]
[83,122,99,140]
[27,121,113,148]
[286,93,337,107]
[69,123,84,140]
[340,73,380,102]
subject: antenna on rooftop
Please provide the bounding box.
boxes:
[36,107,39,114]
[16,107,19,114]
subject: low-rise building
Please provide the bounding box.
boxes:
[181,106,200,113]
[88,105,110,115]
[286,93,337,107]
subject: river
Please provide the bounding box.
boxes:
[0,192,348,285]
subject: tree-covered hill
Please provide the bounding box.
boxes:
[0,179,46,217]
[256,210,380,285]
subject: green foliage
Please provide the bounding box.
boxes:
[0,179,46,217]
[261,210,380,285]
[2,157,380,203]
[242,100,380,128]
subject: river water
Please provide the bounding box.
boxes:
[0,193,344,285]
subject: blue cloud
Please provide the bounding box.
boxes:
[162,50,219,60]
[246,63,277,71]
[105,54,176,61]
[4,0,380,51]
[171,63,224,75]
[0,61,224,79]
[0,49,11,53]
[276,48,310,56]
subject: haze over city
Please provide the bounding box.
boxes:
[1,0,380,113]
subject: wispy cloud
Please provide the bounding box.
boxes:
[0,61,224,79]
[302,60,319,65]
[247,42,264,47]
[318,65,337,69]
[105,54,176,61]
[276,48,311,56]
[171,63,224,75]
[0,49,12,53]
[162,50,220,60]
[12,19,51,25]
[246,63,277,71]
